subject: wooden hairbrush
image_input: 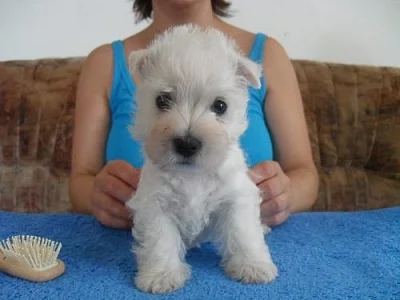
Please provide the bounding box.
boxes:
[0,235,65,282]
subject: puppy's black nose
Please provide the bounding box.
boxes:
[173,135,202,158]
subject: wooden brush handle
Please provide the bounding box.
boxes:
[0,253,65,282]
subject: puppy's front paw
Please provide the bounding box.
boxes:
[135,264,191,294]
[224,258,278,284]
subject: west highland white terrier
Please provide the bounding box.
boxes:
[126,24,278,294]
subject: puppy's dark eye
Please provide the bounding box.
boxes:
[211,97,227,115]
[156,92,172,111]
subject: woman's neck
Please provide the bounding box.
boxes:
[146,1,220,38]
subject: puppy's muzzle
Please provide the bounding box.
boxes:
[173,135,202,158]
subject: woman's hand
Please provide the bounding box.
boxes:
[249,161,291,227]
[90,160,140,229]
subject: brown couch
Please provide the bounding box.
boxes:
[1,58,399,213]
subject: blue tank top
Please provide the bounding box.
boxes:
[105,33,274,169]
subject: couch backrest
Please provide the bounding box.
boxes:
[0,59,82,212]
[1,58,399,213]
[292,61,400,211]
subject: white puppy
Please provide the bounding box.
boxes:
[126,24,278,294]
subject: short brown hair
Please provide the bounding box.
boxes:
[133,0,232,21]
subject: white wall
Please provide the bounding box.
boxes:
[0,0,399,67]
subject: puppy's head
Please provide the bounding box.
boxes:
[129,24,262,171]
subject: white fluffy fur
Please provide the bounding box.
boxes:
[126,24,278,294]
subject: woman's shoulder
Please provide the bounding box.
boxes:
[262,36,296,91]
[82,43,115,77]
[82,33,146,77]
[83,33,141,73]
[221,23,287,60]
[76,43,115,99]
[263,36,290,62]
[235,28,289,67]
[227,24,296,94]
[226,22,293,87]
[84,43,115,73]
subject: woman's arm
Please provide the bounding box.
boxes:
[69,45,112,213]
[265,37,319,210]
[69,45,138,228]
[251,37,319,226]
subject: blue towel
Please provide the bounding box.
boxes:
[0,207,399,300]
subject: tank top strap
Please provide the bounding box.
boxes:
[248,33,268,64]
[110,40,135,109]
[248,33,268,100]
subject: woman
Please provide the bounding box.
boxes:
[69,0,319,229]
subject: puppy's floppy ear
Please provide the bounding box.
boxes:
[128,49,149,79]
[236,56,263,89]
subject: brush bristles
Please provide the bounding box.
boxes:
[0,235,62,271]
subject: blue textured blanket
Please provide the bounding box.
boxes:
[0,207,399,300]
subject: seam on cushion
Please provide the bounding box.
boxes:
[301,62,322,168]
[16,70,23,211]
[364,68,383,167]
[361,168,371,208]
[314,64,323,168]
[313,63,324,167]
[352,66,359,167]
[327,64,339,167]
[48,110,61,167]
